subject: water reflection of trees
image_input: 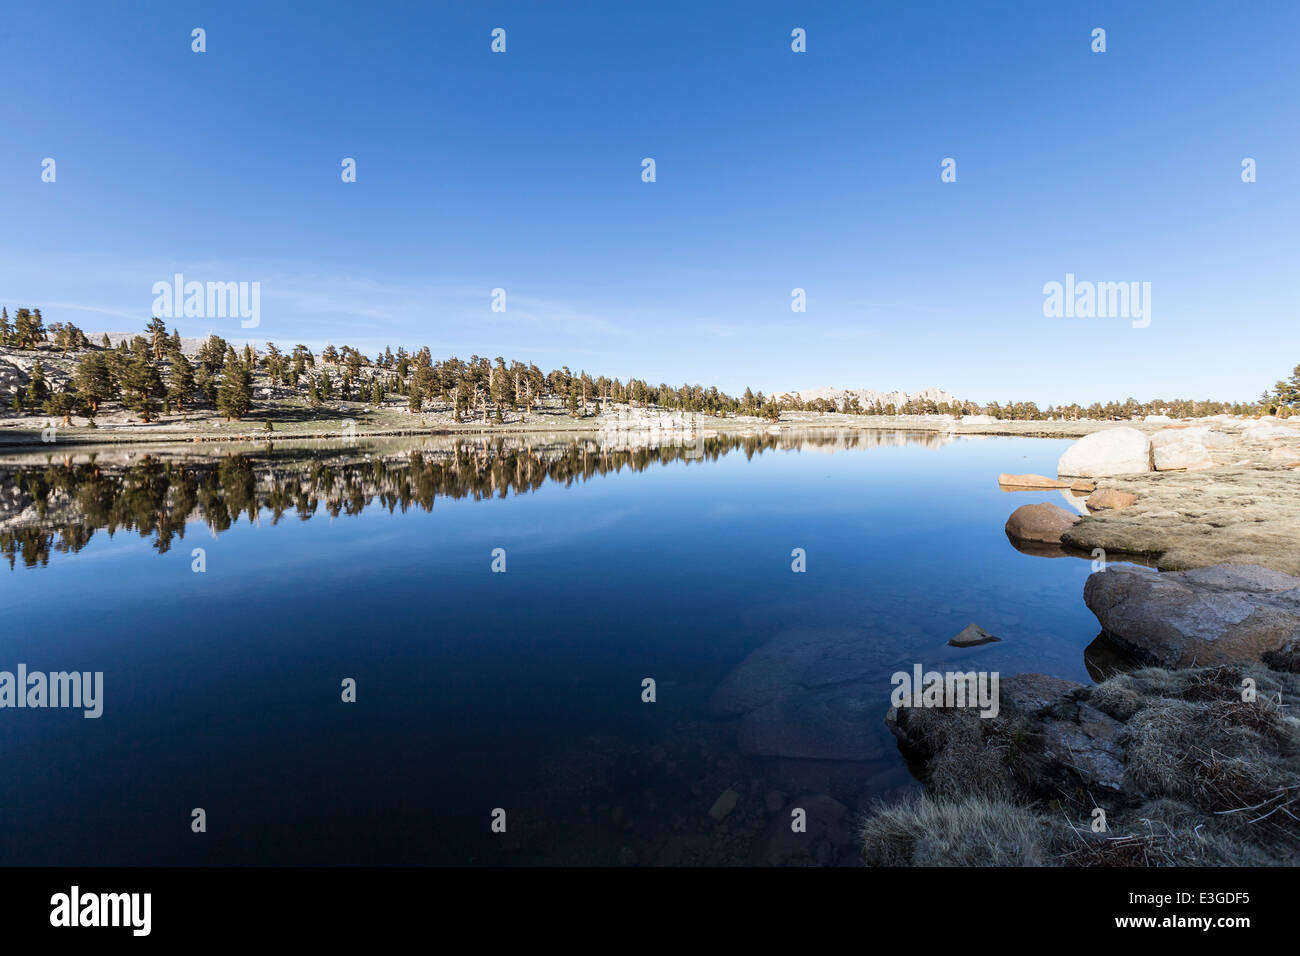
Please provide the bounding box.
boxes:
[1,429,949,568]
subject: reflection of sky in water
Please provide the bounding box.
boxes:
[1,433,1113,864]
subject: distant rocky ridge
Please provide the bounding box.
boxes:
[773,386,962,409]
[98,332,213,355]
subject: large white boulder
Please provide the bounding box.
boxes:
[1243,422,1300,442]
[1149,426,1232,450]
[1057,427,1152,477]
[1150,426,1207,448]
[1153,439,1214,471]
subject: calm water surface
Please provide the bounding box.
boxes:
[1,430,1116,865]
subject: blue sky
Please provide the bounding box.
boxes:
[2,1,1296,404]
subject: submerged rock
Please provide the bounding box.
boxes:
[709,629,890,760]
[1004,502,1081,544]
[708,788,739,821]
[748,792,852,866]
[1084,564,1300,667]
[732,683,887,761]
[1057,427,1151,477]
[710,629,877,718]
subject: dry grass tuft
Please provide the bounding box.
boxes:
[860,795,1050,867]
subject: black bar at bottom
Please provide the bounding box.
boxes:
[0,866,1275,941]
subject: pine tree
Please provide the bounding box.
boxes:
[43,389,86,426]
[168,353,196,411]
[217,361,253,421]
[412,363,435,406]
[24,361,49,406]
[263,343,284,385]
[197,334,227,375]
[120,355,165,422]
[1273,365,1300,409]
[453,379,470,422]
[0,307,10,345]
[29,309,46,346]
[73,352,116,412]
[146,317,168,360]
[52,322,87,352]
[13,309,32,348]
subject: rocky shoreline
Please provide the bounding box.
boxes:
[863,419,1300,866]
[868,663,1299,865]
[0,397,1202,448]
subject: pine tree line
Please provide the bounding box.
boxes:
[2,305,1295,425]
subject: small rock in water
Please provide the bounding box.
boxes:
[1004,502,1081,544]
[764,790,788,815]
[708,788,740,821]
[949,623,1001,647]
[997,473,1067,490]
